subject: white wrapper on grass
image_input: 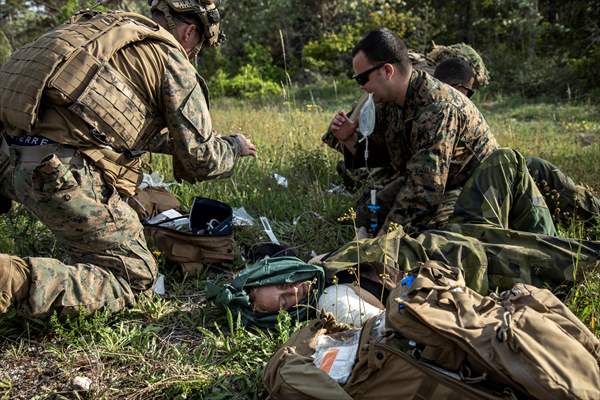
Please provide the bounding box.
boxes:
[317,283,382,327]
[153,273,166,295]
[233,207,256,226]
[138,172,178,190]
[273,173,288,188]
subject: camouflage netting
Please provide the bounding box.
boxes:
[408,50,435,76]
[427,43,490,88]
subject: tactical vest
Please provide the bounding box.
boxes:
[0,11,186,151]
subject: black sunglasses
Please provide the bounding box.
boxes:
[352,62,390,85]
[455,84,474,98]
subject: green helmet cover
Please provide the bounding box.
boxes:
[206,256,326,329]
[427,43,489,88]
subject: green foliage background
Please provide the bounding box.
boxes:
[2,0,600,98]
[1,1,600,398]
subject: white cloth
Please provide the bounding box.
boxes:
[317,283,383,327]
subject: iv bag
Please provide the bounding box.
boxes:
[358,93,375,139]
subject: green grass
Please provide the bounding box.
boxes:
[1,90,600,398]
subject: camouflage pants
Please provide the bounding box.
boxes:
[0,136,13,208]
[2,143,157,317]
[450,148,557,236]
[526,156,600,227]
[351,149,556,235]
[344,153,596,234]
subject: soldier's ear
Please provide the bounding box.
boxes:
[182,23,198,43]
[383,63,395,80]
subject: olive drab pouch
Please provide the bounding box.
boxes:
[263,313,514,400]
[143,197,234,276]
[128,186,181,222]
[386,260,600,400]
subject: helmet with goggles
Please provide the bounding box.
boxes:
[149,0,224,55]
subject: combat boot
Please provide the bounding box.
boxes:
[0,254,30,314]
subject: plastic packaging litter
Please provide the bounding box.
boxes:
[260,216,280,245]
[138,172,177,190]
[326,184,351,196]
[273,173,289,188]
[153,273,166,295]
[312,328,361,384]
[233,207,256,226]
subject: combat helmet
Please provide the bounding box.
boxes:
[427,43,489,89]
[149,0,224,56]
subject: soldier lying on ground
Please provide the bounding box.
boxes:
[0,0,256,318]
[213,149,600,329]
[323,28,555,237]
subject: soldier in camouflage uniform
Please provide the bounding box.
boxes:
[325,44,489,194]
[326,29,548,235]
[0,0,256,318]
[327,41,599,233]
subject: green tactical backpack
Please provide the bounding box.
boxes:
[206,256,326,328]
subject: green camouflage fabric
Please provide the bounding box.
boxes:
[353,70,498,233]
[6,146,156,317]
[324,150,569,294]
[159,47,242,182]
[323,221,600,296]
[526,156,600,227]
[451,149,557,236]
[0,14,242,317]
[17,35,241,182]
[427,43,490,88]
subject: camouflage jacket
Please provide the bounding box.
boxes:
[327,70,498,232]
[8,23,241,183]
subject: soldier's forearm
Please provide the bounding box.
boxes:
[339,132,358,155]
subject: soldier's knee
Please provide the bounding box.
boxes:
[0,254,30,314]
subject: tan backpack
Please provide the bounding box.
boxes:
[144,222,233,275]
[386,260,600,400]
[263,314,516,400]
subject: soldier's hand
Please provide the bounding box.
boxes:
[356,226,371,240]
[237,134,257,157]
[330,112,358,143]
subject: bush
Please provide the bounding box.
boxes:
[210,65,282,99]
[302,7,419,77]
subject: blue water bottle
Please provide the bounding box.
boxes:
[367,189,380,234]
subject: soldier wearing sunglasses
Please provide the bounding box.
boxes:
[326,29,556,237]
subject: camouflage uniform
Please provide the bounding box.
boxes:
[0,12,241,317]
[526,156,600,227]
[324,220,600,296]
[451,149,557,236]
[327,69,499,233]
